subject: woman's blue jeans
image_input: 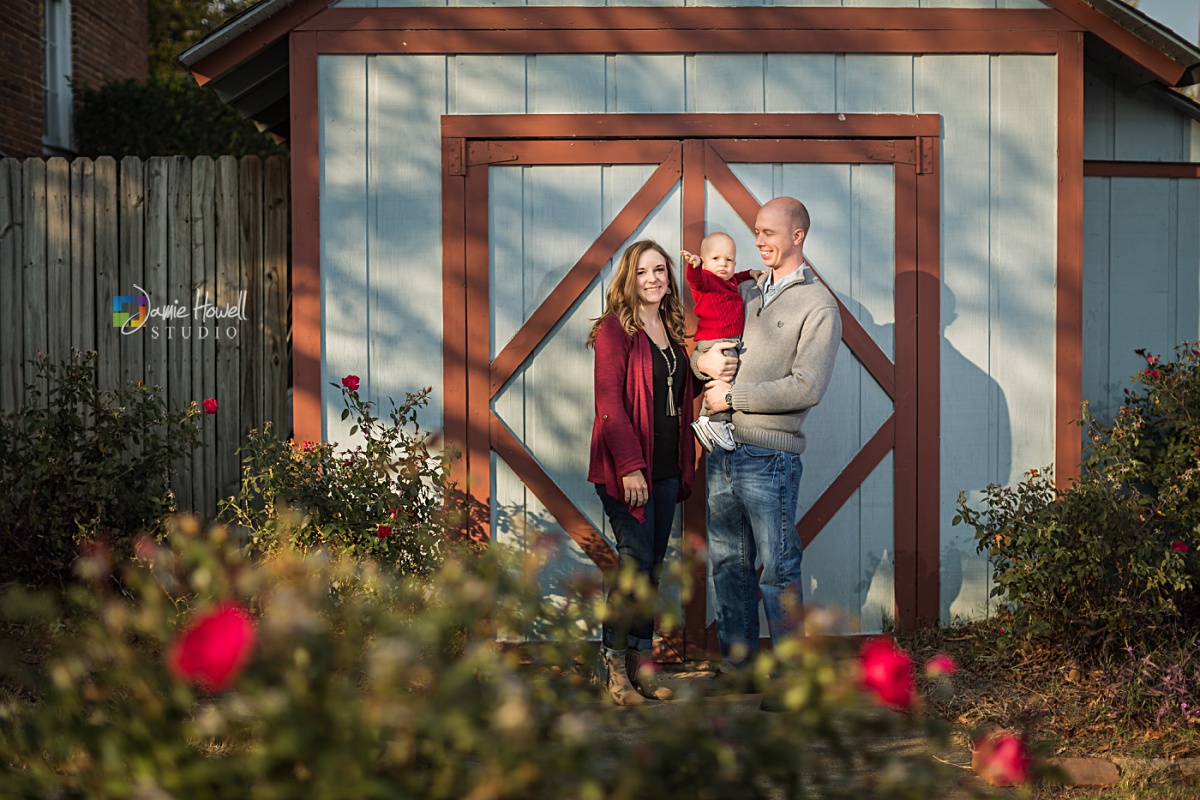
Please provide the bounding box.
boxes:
[595,477,679,654]
[706,444,804,670]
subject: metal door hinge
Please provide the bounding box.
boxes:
[445,138,465,176]
[917,137,936,175]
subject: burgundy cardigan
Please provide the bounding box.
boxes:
[686,264,757,341]
[587,314,698,522]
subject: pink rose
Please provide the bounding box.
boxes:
[859,636,916,710]
[973,731,1032,787]
[342,375,360,391]
[925,654,958,677]
[202,397,218,415]
[1145,369,1160,381]
[1172,541,1188,554]
[377,525,392,539]
[168,603,256,693]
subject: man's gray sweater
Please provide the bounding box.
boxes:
[692,265,842,455]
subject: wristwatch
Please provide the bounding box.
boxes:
[725,390,733,409]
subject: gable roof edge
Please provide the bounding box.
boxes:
[1044,0,1200,87]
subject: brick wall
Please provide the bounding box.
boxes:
[0,0,45,158]
[72,0,148,92]
[0,0,147,158]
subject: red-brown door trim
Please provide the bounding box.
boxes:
[443,114,942,140]
[445,115,941,654]
[300,7,1081,33]
[915,136,942,627]
[488,146,683,397]
[314,28,1059,56]
[1056,31,1085,487]
[290,31,323,446]
[1084,161,1200,178]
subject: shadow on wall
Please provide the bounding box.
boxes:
[939,282,1011,624]
[837,282,1012,627]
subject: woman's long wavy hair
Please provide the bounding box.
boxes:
[586,240,687,350]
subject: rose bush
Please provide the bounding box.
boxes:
[221,377,478,576]
[0,351,204,587]
[956,341,1200,726]
[0,524,1013,799]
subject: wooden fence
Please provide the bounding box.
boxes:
[0,155,290,521]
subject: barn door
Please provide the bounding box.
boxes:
[441,116,941,659]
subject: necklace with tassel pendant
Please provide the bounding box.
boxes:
[659,342,677,417]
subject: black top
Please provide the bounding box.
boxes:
[651,340,684,481]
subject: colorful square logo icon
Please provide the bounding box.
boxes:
[113,295,148,329]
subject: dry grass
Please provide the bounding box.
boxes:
[897,621,1200,798]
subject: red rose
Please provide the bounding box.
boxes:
[1172,541,1188,554]
[973,732,1032,787]
[925,654,958,677]
[377,525,392,539]
[342,375,360,391]
[859,636,916,710]
[168,603,256,693]
[202,397,218,415]
[1145,369,1160,381]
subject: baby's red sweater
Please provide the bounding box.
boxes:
[686,263,757,341]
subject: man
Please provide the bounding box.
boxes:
[693,196,841,686]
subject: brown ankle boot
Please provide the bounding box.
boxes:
[604,652,645,706]
[627,649,673,701]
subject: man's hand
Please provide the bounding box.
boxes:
[704,380,733,412]
[697,346,738,382]
[622,470,648,507]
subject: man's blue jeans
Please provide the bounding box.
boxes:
[706,444,804,669]
[595,477,679,655]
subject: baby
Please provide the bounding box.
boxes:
[681,232,760,453]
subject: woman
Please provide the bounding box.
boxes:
[587,239,698,705]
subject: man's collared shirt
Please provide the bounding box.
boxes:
[761,259,810,309]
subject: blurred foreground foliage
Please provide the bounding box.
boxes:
[0,521,1003,799]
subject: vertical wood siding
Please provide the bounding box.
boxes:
[1084,60,1199,162]
[1083,176,1200,422]
[0,155,290,521]
[1081,60,1200,438]
[319,51,1058,629]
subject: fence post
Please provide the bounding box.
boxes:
[144,157,169,396]
[95,156,120,394]
[215,155,241,504]
[264,154,290,439]
[71,158,96,356]
[0,161,24,412]
[168,156,193,513]
[192,156,217,520]
[119,156,144,393]
[47,158,71,367]
[22,159,47,401]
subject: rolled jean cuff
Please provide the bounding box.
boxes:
[625,633,654,652]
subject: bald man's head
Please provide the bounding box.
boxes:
[762,197,810,240]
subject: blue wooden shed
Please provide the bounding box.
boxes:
[183,0,1200,656]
